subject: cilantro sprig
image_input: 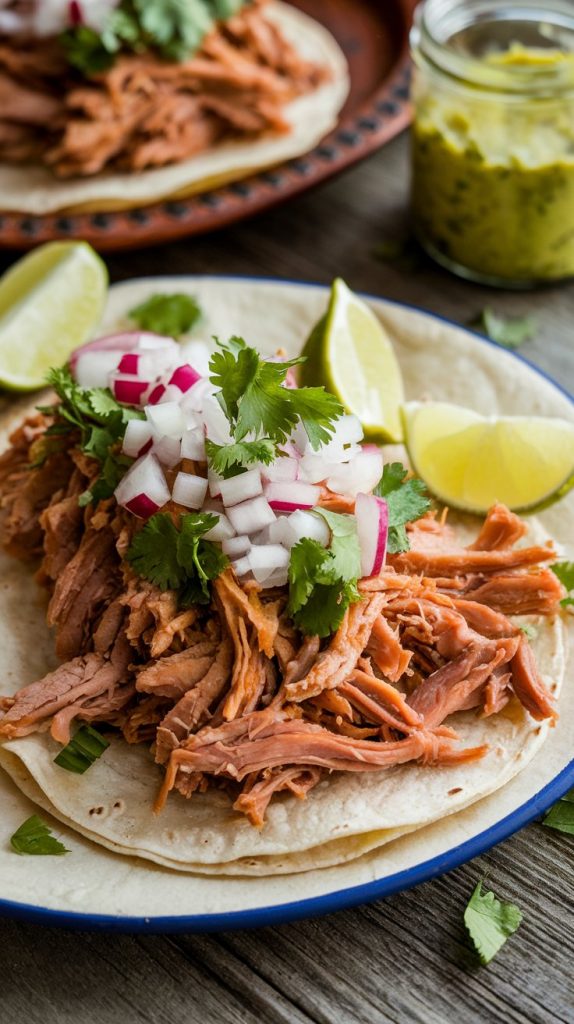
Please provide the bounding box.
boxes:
[550,561,574,608]
[40,367,142,506]
[373,462,431,554]
[53,725,110,775]
[207,337,343,477]
[10,815,69,857]
[126,511,229,605]
[129,292,202,337]
[287,510,361,637]
[543,788,574,836]
[464,880,522,965]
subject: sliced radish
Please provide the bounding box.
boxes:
[285,510,330,548]
[260,457,298,483]
[117,352,140,375]
[75,350,125,388]
[152,436,182,469]
[172,472,208,509]
[222,535,251,557]
[181,427,206,461]
[355,493,388,577]
[326,450,384,498]
[114,452,170,519]
[148,382,166,405]
[146,401,186,440]
[226,496,275,535]
[169,364,202,394]
[265,481,320,512]
[110,374,150,406]
[122,420,153,458]
[248,544,289,583]
[203,513,235,542]
[220,468,262,507]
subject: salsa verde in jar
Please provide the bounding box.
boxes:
[410,0,574,287]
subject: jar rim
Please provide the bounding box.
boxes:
[412,0,574,96]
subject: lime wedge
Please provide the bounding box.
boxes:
[403,400,574,513]
[0,242,108,391]
[300,278,404,442]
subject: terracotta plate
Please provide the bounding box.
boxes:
[0,0,416,252]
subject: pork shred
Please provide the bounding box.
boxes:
[0,0,329,178]
[0,417,565,825]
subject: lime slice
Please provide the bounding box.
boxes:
[0,241,108,391]
[404,400,574,513]
[300,278,404,442]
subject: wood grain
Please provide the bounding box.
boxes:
[0,133,573,1024]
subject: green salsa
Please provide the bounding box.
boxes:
[412,47,574,284]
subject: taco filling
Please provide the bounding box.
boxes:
[0,317,565,832]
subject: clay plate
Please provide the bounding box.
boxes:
[0,0,416,252]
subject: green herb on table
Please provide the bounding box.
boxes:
[543,789,574,836]
[127,511,229,605]
[129,293,202,337]
[54,725,110,775]
[550,561,574,608]
[468,308,537,349]
[10,815,69,856]
[464,880,522,965]
[287,511,361,638]
[373,462,431,554]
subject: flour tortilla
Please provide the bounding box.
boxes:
[0,277,571,877]
[0,3,349,216]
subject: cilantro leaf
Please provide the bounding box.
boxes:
[205,437,276,478]
[314,508,362,580]
[10,815,69,856]
[287,518,361,638]
[373,462,431,554]
[543,788,574,835]
[134,0,213,60]
[60,9,140,73]
[469,308,537,349]
[519,623,538,640]
[126,511,228,605]
[464,881,522,965]
[54,725,110,774]
[551,561,574,607]
[129,292,202,337]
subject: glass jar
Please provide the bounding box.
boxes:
[410,0,574,288]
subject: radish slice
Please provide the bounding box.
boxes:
[70,331,143,375]
[114,452,170,519]
[172,472,208,509]
[152,436,182,469]
[169,364,202,393]
[146,401,186,440]
[355,493,388,577]
[181,427,206,461]
[326,450,384,498]
[75,350,125,388]
[220,468,262,507]
[110,374,151,406]
[222,535,250,557]
[203,513,235,542]
[117,352,140,375]
[226,496,275,535]
[248,544,289,583]
[265,481,320,511]
[286,510,330,548]
[148,383,166,405]
[260,457,298,483]
[122,420,153,458]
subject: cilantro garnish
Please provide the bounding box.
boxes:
[469,308,537,349]
[287,511,361,637]
[61,0,245,74]
[41,367,141,506]
[205,437,276,479]
[550,561,574,608]
[129,293,202,337]
[543,788,574,836]
[10,815,69,856]
[208,337,342,476]
[373,462,431,554]
[54,725,110,774]
[126,511,229,605]
[464,881,522,965]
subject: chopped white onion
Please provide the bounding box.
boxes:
[248,544,289,583]
[330,414,364,447]
[208,468,224,497]
[222,535,251,557]
[326,450,384,497]
[298,451,341,484]
[265,481,320,511]
[285,510,330,548]
[181,427,206,462]
[267,517,293,546]
[226,496,275,535]
[152,436,182,469]
[180,377,217,415]
[203,513,235,542]
[355,493,388,577]
[220,468,262,507]
[261,566,289,588]
[114,452,170,519]
[158,384,184,405]
[260,457,299,483]
[75,350,124,388]
[172,472,208,509]
[202,398,233,445]
[146,401,186,440]
[290,422,309,455]
[178,340,212,376]
[122,420,153,459]
[232,556,252,578]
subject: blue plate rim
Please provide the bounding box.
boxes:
[1,275,572,933]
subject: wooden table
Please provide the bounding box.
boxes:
[1,133,573,1024]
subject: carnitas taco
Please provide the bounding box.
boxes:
[0,276,570,876]
[0,0,349,213]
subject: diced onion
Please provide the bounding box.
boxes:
[202,398,232,445]
[146,401,186,440]
[298,451,342,484]
[157,384,184,404]
[203,514,235,542]
[208,468,224,498]
[355,493,388,577]
[220,468,262,507]
[226,496,275,535]
[261,566,289,588]
[70,331,142,376]
[285,509,330,548]
[232,556,251,578]
[260,457,298,483]
[329,414,364,447]
[178,340,212,376]
[248,544,289,583]
[152,436,182,468]
[326,450,384,498]
[265,481,320,511]
[222,535,251,557]
[181,427,206,461]
[267,517,293,546]
[122,420,153,459]
[114,452,170,519]
[172,472,208,509]
[75,350,124,388]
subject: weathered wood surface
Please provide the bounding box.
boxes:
[0,133,573,1024]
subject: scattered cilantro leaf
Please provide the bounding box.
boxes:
[287,514,361,638]
[129,292,202,336]
[519,623,538,640]
[464,881,522,965]
[551,561,574,607]
[543,788,574,835]
[54,725,110,774]
[205,437,276,478]
[314,508,362,580]
[469,308,537,349]
[126,511,229,606]
[10,815,69,856]
[373,462,431,554]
